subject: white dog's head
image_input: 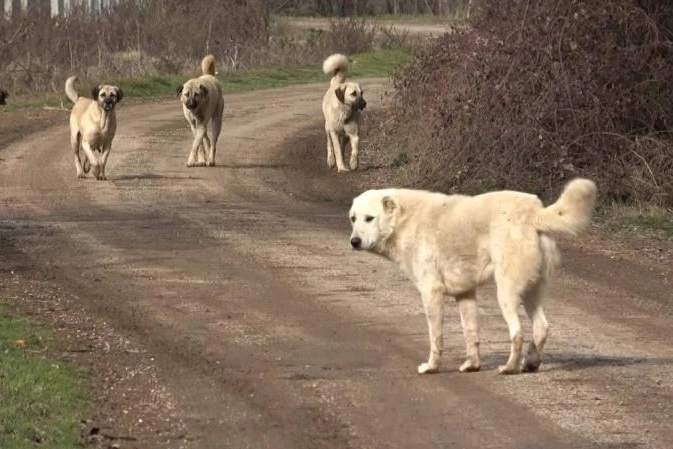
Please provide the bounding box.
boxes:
[335,81,367,112]
[349,189,399,252]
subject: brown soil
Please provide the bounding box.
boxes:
[1,81,672,449]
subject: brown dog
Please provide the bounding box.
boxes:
[177,54,224,167]
[65,76,122,180]
[322,53,366,172]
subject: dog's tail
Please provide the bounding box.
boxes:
[531,178,598,237]
[65,76,79,103]
[201,54,216,76]
[323,53,349,87]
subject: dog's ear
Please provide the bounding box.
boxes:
[382,196,397,215]
[115,87,123,102]
[91,85,101,100]
[176,85,183,97]
[335,86,345,103]
[199,84,208,97]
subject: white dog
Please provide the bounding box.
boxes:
[349,179,597,375]
[322,53,366,172]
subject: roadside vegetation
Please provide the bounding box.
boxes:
[0,309,86,449]
[367,0,673,226]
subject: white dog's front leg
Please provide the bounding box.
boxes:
[197,134,211,166]
[329,130,349,172]
[348,133,359,170]
[326,133,335,169]
[98,145,112,180]
[81,140,99,179]
[188,126,206,167]
[418,287,445,374]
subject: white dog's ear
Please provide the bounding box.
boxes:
[382,196,397,214]
[335,86,345,103]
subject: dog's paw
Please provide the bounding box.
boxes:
[207,161,216,167]
[327,154,336,169]
[417,362,439,374]
[522,356,541,373]
[497,364,521,375]
[77,173,86,179]
[187,161,196,167]
[458,358,481,373]
[349,159,359,170]
[337,167,351,173]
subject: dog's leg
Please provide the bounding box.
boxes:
[197,133,210,166]
[72,132,85,178]
[522,282,549,373]
[98,145,111,181]
[456,292,481,372]
[326,132,336,169]
[494,276,524,374]
[80,140,100,180]
[187,124,207,167]
[417,286,445,374]
[348,132,359,171]
[329,130,349,172]
[208,111,222,167]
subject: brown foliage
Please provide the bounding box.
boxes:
[369,0,673,206]
[0,0,268,94]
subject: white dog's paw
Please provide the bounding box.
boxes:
[77,173,86,179]
[497,364,521,375]
[417,362,439,374]
[458,358,481,373]
[349,158,358,171]
[337,167,351,173]
[207,161,216,167]
[327,154,336,169]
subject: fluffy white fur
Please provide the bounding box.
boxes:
[349,179,597,375]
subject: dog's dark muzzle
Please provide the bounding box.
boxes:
[103,101,115,111]
[186,98,198,110]
[356,98,367,110]
[350,237,362,249]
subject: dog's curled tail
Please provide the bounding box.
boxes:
[532,178,598,236]
[323,53,349,87]
[65,76,79,103]
[201,54,216,76]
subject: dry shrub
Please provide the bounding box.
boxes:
[0,0,268,94]
[370,0,673,206]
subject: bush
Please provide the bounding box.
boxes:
[369,0,673,206]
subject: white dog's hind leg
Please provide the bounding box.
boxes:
[348,132,359,170]
[522,282,549,372]
[456,293,481,372]
[208,114,222,167]
[494,278,524,374]
[418,287,445,374]
[72,133,85,178]
[329,130,349,172]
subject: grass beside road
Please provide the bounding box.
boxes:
[1,48,408,111]
[0,310,86,449]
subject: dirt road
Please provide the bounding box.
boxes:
[1,82,672,449]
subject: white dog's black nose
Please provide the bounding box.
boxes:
[350,237,362,249]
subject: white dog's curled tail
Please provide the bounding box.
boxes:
[532,178,598,236]
[323,53,350,87]
[201,54,216,76]
[65,76,79,103]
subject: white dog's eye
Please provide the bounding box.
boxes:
[365,216,374,223]
[350,216,356,223]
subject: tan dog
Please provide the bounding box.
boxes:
[349,179,597,375]
[177,54,224,167]
[322,53,366,172]
[66,77,122,180]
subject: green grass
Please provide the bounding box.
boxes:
[595,202,673,240]
[0,311,86,449]
[2,48,409,110]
